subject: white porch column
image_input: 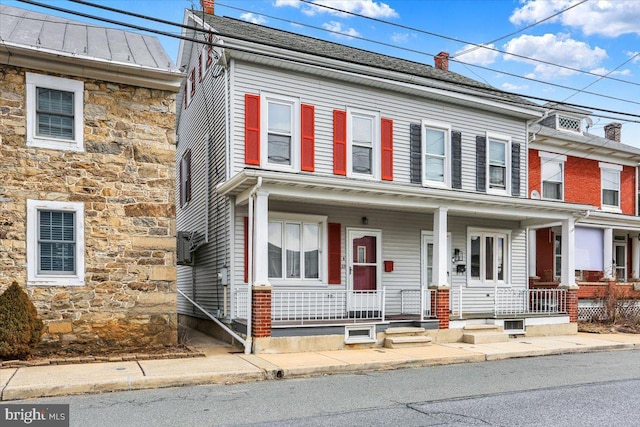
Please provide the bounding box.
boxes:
[560,217,576,287]
[432,207,449,288]
[632,234,640,280]
[603,228,614,280]
[252,190,270,286]
[528,228,538,278]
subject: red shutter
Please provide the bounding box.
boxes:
[381,118,393,181]
[328,223,341,284]
[190,69,196,96]
[179,158,184,207]
[198,52,203,81]
[333,110,347,175]
[185,150,192,203]
[245,94,260,165]
[301,104,315,172]
[244,216,249,283]
[183,83,188,110]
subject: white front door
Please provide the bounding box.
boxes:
[347,228,382,312]
[421,232,451,287]
[614,241,627,282]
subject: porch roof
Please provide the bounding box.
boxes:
[217,169,595,224]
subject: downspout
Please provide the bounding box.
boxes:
[245,176,263,354]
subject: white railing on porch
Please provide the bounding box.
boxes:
[451,287,567,317]
[400,288,437,321]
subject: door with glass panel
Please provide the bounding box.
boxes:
[614,241,627,282]
[347,229,382,313]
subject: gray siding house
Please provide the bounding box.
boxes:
[176,6,588,353]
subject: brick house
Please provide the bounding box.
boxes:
[0,5,183,352]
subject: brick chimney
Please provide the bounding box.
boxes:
[434,51,449,71]
[201,0,214,14]
[604,122,621,142]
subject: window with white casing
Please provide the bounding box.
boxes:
[554,233,562,279]
[540,152,566,200]
[487,134,510,194]
[267,213,327,283]
[261,93,300,171]
[348,108,380,179]
[600,162,622,211]
[422,120,451,187]
[27,200,85,286]
[468,228,510,286]
[26,73,84,152]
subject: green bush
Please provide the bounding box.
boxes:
[0,282,44,360]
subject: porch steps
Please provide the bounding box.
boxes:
[384,327,432,348]
[462,324,508,344]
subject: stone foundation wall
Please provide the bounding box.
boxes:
[0,65,178,352]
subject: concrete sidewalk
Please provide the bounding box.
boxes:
[2,332,640,401]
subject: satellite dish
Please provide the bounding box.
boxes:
[530,190,540,200]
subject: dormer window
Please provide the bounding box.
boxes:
[557,116,581,133]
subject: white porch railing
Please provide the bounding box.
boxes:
[400,288,437,321]
[451,287,567,317]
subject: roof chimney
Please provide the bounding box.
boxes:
[604,122,621,142]
[434,51,449,71]
[201,0,214,14]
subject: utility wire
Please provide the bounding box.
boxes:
[297,0,640,88]
[14,0,640,123]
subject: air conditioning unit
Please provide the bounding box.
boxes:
[177,231,193,265]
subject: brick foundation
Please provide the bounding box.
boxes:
[567,288,578,323]
[251,286,272,338]
[435,288,450,329]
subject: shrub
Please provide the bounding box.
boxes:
[0,282,44,360]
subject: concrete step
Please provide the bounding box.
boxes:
[384,335,432,348]
[462,332,509,344]
[385,327,426,335]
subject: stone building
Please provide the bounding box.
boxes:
[0,5,183,352]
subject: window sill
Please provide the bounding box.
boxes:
[27,137,84,152]
[600,206,622,214]
[28,276,84,287]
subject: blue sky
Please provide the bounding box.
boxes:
[5,0,640,147]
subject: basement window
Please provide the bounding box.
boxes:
[345,325,376,344]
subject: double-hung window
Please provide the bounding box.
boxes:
[487,134,510,193]
[26,73,84,152]
[422,120,450,187]
[540,152,566,200]
[27,200,85,286]
[261,93,300,171]
[268,214,327,282]
[468,228,510,285]
[348,108,380,179]
[599,162,622,211]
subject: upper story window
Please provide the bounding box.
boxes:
[600,162,622,211]
[27,199,85,286]
[185,68,196,107]
[557,115,581,133]
[180,149,192,208]
[26,72,84,152]
[260,93,300,171]
[487,134,511,194]
[422,120,451,187]
[540,152,566,200]
[468,228,510,286]
[347,108,380,179]
[268,213,327,283]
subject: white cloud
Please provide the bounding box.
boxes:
[240,13,267,25]
[589,67,631,76]
[503,33,607,78]
[322,21,361,39]
[454,44,500,66]
[627,51,640,64]
[276,0,398,19]
[510,0,640,37]
[501,82,529,91]
[391,32,409,43]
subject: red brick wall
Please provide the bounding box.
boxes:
[567,288,578,323]
[251,287,272,338]
[528,148,541,197]
[436,289,450,329]
[621,166,636,215]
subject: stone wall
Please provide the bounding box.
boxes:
[0,65,178,352]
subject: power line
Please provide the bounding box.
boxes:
[297,0,640,88]
[13,0,640,123]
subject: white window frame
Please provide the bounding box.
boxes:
[26,72,84,152]
[27,200,85,286]
[260,92,300,172]
[599,162,622,212]
[347,107,380,180]
[554,232,562,279]
[421,120,451,188]
[486,133,511,195]
[467,227,511,287]
[267,212,327,285]
[539,152,566,201]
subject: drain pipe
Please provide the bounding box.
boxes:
[245,176,263,354]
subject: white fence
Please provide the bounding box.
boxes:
[400,288,437,320]
[451,287,567,317]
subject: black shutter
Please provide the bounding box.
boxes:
[451,131,462,189]
[410,123,422,184]
[511,142,521,196]
[476,136,486,192]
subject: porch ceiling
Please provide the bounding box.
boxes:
[217,170,594,223]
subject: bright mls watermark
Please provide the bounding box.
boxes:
[1,404,69,426]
